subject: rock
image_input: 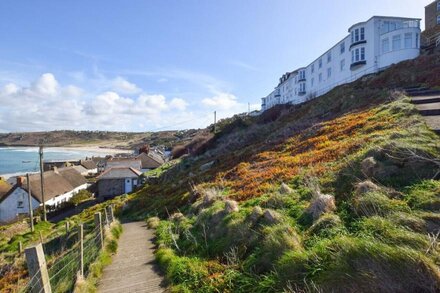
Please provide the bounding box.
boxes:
[263,209,282,225]
[355,180,380,196]
[305,193,336,221]
[250,206,263,222]
[361,157,378,178]
[224,200,239,213]
[279,183,293,195]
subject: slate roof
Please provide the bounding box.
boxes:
[81,160,97,170]
[71,165,89,174]
[97,167,142,180]
[106,158,142,170]
[136,152,165,169]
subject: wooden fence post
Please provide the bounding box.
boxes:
[79,224,84,277]
[94,212,104,249]
[107,205,114,223]
[18,241,23,254]
[104,208,110,227]
[25,243,52,293]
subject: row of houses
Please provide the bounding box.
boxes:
[0,146,167,224]
[261,15,422,111]
[0,167,88,223]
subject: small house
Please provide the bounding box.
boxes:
[97,167,142,200]
[136,151,165,171]
[0,167,88,224]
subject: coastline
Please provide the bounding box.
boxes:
[0,146,132,179]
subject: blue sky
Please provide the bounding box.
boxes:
[0,0,432,132]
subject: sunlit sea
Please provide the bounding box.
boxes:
[0,147,109,177]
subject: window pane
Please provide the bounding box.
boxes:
[360,28,365,40]
[340,42,345,54]
[355,29,359,42]
[340,59,345,71]
[392,35,401,50]
[355,49,360,61]
[328,52,331,63]
[404,33,412,48]
[361,48,365,60]
[382,38,390,53]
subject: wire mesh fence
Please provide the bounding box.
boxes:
[14,207,115,293]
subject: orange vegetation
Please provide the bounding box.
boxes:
[216,109,397,200]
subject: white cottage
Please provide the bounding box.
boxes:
[0,167,88,224]
[262,16,421,111]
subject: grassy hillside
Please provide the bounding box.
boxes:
[123,54,440,292]
[0,129,202,149]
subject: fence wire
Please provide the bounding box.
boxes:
[16,209,113,293]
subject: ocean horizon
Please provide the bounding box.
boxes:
[0,147,119,178]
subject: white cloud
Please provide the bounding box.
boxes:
[202,93,239,110]
[0,71,244,132]
[169,98,188,111]
[111,76,141,94]
[32,73,58,96]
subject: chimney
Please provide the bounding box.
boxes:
[16,176,25,187]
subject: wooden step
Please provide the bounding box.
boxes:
[416,102,440,116]
[408,89,440,97]
[422,116,440,134]
[411,96,440,104]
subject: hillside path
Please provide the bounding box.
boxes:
[97,221,167,293]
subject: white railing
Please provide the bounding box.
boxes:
[312,65,378,98]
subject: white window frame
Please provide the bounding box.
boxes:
[327,52,332,63]
[355,29,359,42]
[392,34,401,50]
[340,59,345,71]
[404,33,412,48]
[319,58,322,69]
[382,38,390,53]
[327,67,332,78]
[340,42,345,54]
[360,27,365,40]
[311,64,314,73]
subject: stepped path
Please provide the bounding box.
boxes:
[406,87,440,134]
[98,222,167,293]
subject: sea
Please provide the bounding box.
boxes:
[0,147,116,178]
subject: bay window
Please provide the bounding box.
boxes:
[404,33,412,48]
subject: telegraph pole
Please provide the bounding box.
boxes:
[26,173,34,232]
[39,146,47,221]
[213,111,217,133]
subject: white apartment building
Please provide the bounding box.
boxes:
[261,16,421,111]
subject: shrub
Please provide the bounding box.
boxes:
[353,191,409,217]
[146,217,161,229]
[70,190,93,206]
[404,180,440,211]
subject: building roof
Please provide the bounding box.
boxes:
[0,179,12,202]
[136,152,165,169]
[80,160,97,170]
[348,16,421,32]
[1,167,88,204]
[106,158,142,170]
[71,165,89,174]
[57,167,88,187]
[97,167,142,180]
